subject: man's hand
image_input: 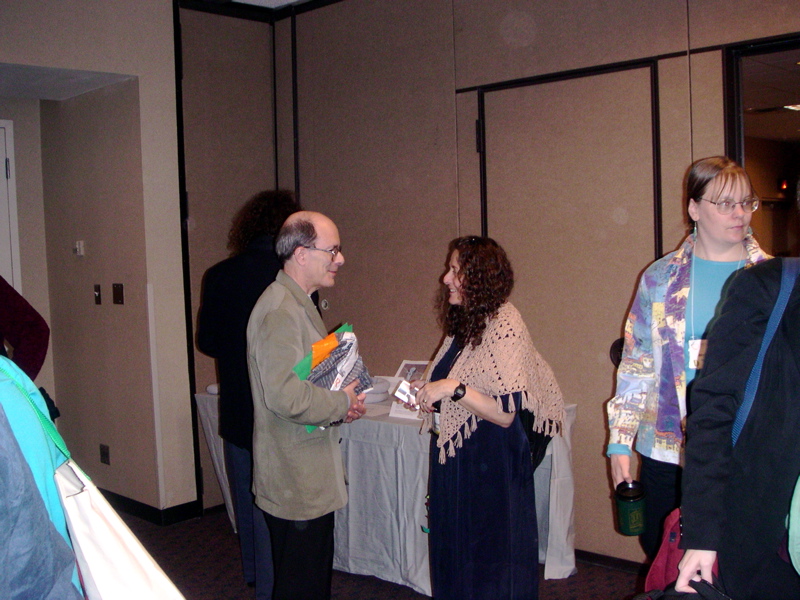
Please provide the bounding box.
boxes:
[343,380,366,423]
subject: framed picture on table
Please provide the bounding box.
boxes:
[394,360,431,382]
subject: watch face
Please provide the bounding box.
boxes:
[452,383,466,401]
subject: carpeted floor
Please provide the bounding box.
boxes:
[122,508,643,600]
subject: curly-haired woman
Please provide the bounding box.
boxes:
[412,236,565,600]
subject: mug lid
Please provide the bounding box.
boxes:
[616,480,645,500]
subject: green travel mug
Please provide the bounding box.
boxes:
[615,480,646,536]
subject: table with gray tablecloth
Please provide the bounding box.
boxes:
[333,400,577,595]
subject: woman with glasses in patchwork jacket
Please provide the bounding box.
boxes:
[606,156,771,560]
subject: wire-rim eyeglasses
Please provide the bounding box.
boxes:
[302,245,342,262]
[699,196,760,215]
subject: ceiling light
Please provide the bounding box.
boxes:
[784,105,800,111]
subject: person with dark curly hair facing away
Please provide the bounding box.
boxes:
[411,236,565,600]
[197,189,301,600]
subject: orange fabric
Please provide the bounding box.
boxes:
[311,333,338,369]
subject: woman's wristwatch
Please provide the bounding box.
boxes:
[451,382,466,402]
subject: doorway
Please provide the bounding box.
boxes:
[728,38,800,256]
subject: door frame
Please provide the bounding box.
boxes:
[0,120,21,291]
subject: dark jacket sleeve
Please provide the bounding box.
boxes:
[0,275,50,380]
[680,260,779,550]
[197,266,223,359]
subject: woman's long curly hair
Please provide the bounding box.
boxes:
[227,190,300,256]
[436,236,514,349]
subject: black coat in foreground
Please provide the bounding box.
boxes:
[681,258,800,599]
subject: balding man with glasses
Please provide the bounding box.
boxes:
[246,211,366,600]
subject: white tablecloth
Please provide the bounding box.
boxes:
[333,400,577,595]
[334,402,431,594]
[194,392,236,531]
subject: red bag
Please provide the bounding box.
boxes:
[645,508,718,592]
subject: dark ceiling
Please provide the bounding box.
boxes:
[742,47,800,143]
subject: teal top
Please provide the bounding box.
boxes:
[684,257,742,384]
[0,356,81,593]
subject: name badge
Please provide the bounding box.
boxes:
[688,338,707,370]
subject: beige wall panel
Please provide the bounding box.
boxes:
[484,68,654,561]
[2,0,194,509]
[0,98,55,394]
[293,0,459,375]
[40,81,158,504]
[453,0,687,89]
[455,92,482,234]
[181,11,274,394]
[180,9,275,509]
[688,0,800,48]
[658,57,694,252]
[689,51,726,161]
[275,18,297,191]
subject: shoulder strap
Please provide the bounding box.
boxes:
[0,362,71,458]
[732,258,800,446]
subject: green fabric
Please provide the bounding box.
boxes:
[293,353,313,381]
[788,476,800,573]
[0,362,70,459]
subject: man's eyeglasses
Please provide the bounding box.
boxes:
[699,196,760,215]
[303,245,342,262]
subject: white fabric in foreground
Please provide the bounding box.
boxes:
[54,459,185,600]
[534,403,577,579]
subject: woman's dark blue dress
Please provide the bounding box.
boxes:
[428,342,539,600]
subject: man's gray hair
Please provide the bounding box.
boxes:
[276,218,317,263]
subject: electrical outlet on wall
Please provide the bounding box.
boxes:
[100,443,110,465]
[112,283,124,304]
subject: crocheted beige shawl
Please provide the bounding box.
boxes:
[425,302,565,464]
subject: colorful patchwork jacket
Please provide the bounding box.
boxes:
[606,233,769,465]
